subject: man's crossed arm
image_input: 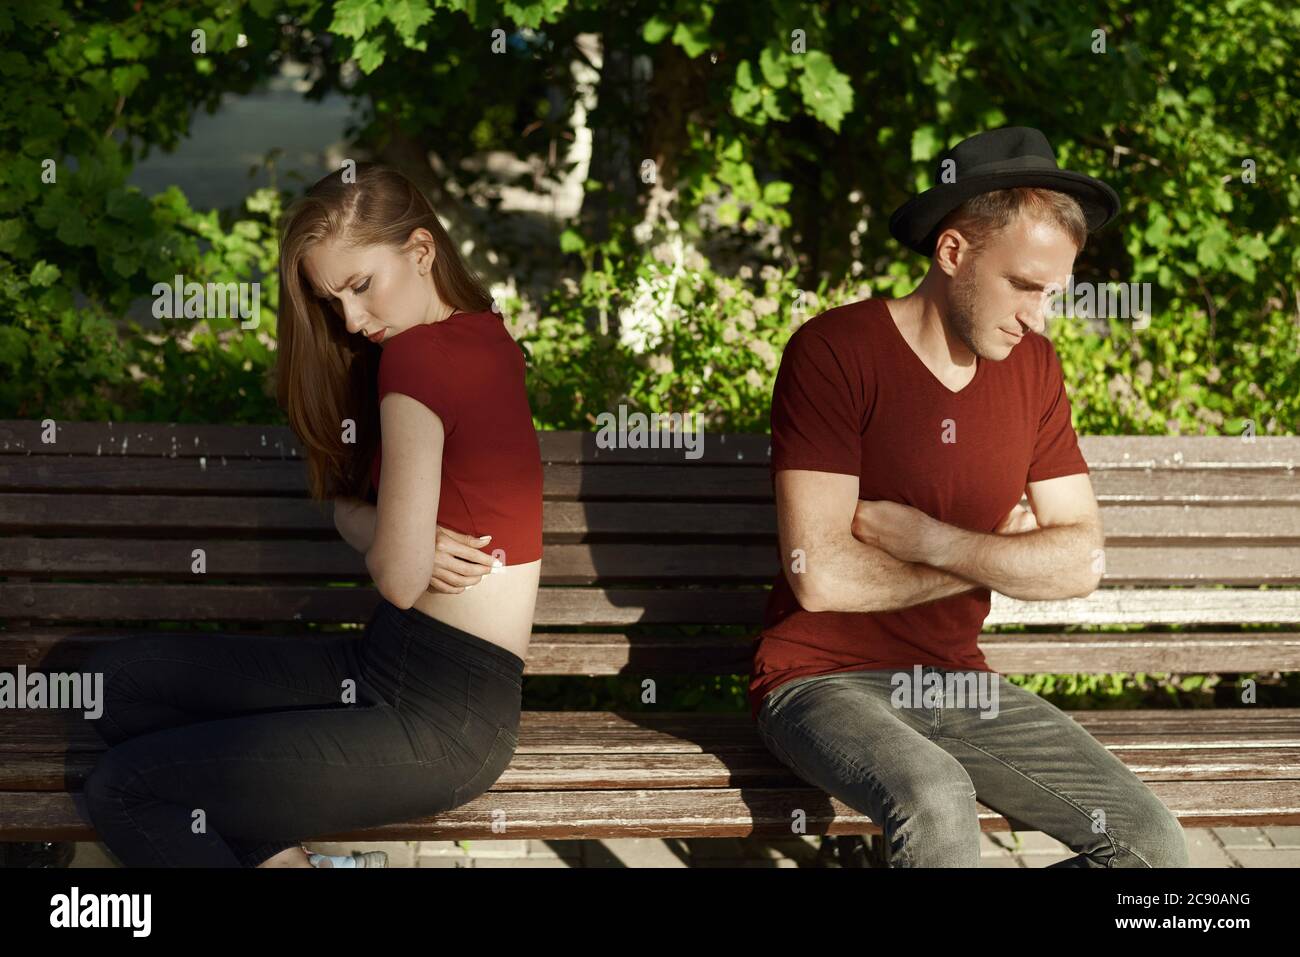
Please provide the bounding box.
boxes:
[776,470,1104,614]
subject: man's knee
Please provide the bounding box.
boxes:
[890,762,979,825]
[1111,802,1188,867]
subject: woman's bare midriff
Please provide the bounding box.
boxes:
[408,559,541,662]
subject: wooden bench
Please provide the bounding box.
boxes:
[2,421,1298,865]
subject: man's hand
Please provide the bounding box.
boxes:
[995,502,1039,535]
[851,500,942,564]
[427,527,501,594]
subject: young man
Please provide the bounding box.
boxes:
[750,126,1188,867]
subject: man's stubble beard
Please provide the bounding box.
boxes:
[947,259,985,358]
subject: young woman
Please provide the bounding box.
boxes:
[82,163,543,867]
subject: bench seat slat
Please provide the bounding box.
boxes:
[5,628,1300,674]
[3,710,1299,839]
[5,709,1299,758]
[4,780,1298,842]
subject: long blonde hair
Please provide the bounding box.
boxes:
[274,163,493,502]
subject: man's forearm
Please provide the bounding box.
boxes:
[800,538,981,613]
[925,521,1101,600]
[334,498,378,555]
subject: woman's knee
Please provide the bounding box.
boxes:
[82,749,143,819]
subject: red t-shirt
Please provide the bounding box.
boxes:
[371,310,543,565]
[748,296,1089,719]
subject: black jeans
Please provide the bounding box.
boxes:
[81,599,523,867]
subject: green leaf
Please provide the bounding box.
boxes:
[559,229,586,253]
[731,83,762,117]
[353,37,387,74]
[1143,212,1170,246]
[911,125,943,162]
[797,51,852,132]
[385,0,435,46]
[1239,234,1269,259]
[672,21,711,59]
[29,260,60,287]
[111,64,148,96]
[762,180,792,205]
[82,25,109,66]
[642,16,672,44]
[108,28,141,61]
[1195,225,1229,269]
[735,59,754,89]
[330,0,382,40]
[1226,256,1256,283]
[758,46,788,88]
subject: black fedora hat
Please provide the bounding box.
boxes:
[888,126,1121,256]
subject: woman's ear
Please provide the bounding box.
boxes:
[406,228,437,271]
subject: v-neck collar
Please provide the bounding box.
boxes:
[880,298,986,397]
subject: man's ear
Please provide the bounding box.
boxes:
[931,227,977,279]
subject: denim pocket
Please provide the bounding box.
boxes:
[452,725,517,807]
[462,659,521,734]
[762,671,835,721]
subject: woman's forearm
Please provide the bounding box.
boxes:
[334,497,378,555]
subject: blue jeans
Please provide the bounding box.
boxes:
[81,599,523,867]
[755,666,1189,867]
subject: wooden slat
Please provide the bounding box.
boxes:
[0,457,777,498]
[1,583,1297,625]
[3,421,1296,468]
[8,628,1300,675]
[6,778,1297,842]
[5,538,1299,584]
[5,496,1299,544]
[0,494,338,535]
[9,746,1300,797]
[4,710,1297,837]
[3,457,1299,503]
[4,710,1299,788]
[986,589,1300,626]
[7,708,1300,760]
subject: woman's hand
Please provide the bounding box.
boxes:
[426,527,502,594]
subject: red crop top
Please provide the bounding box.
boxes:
[370,309,543,565]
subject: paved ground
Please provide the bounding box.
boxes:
[66,826,1300,867]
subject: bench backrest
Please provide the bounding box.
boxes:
[1,422,1297,676]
